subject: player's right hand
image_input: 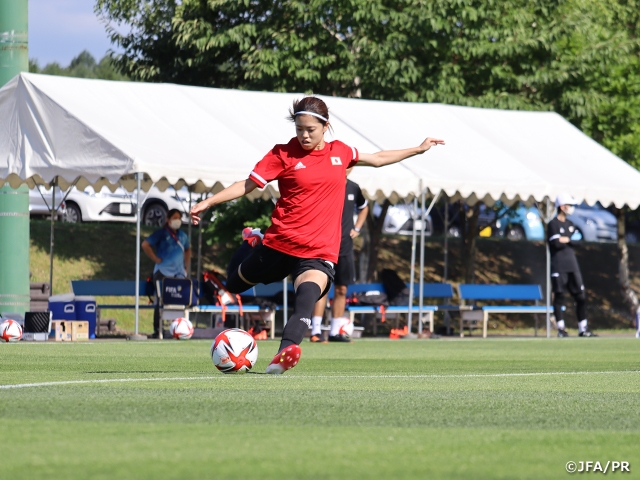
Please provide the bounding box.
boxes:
[190,201,209,225]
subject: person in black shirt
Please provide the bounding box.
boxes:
[548,194,596,337]
[310,170,368,342]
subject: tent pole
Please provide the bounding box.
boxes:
[546,198,551,338]
[197,215,203,288]
[417,191,441,334]
[418,189,426,334]
[444,197,450,336]
[49,178,56,295]
[187,190,192,278]
[406,197,418,337]
[131,173,145,340]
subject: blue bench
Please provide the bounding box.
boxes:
[457,284,550,338]
[345,283,454,334]
[71,280,154,309]
[188,282,293,339]
[385,283,454,333]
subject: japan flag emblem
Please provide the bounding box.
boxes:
[331,157,342,165]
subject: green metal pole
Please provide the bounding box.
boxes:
[0,185,30,316]
[0,0,28,86]
[0,0,30,318]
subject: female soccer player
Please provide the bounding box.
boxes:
[190,96,444,374]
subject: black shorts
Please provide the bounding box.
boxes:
[551,271,585,296]
[239,244,335,296]
[334,252,356,286]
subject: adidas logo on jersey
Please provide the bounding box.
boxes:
[294,161,306,170]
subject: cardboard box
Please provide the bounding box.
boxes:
[71,321,89,341]
[52,320,89,341]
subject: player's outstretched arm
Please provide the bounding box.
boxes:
[357,137,444,168]
[190,178,259,225]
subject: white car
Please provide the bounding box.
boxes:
[372,202,433,236]
[29,186,66,220]
[31,186,198,226]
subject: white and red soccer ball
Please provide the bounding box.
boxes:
[169,317,194,340]
[335,317,354,337]
[211,328,258,374]
[0,319,23,342]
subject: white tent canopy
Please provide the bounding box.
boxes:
[326,96,640,208]
[3,73,640,207]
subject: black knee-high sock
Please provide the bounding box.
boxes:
[279,282,322,351]
[225,242,254,293]
[227,242,253,278]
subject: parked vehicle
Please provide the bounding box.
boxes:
[29,186,66,220]
[30,185,196,226]
[485,204,545,241]
[431,202,544,240]
[373,203,434,236]
[567,202,616,242]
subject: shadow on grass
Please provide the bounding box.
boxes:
[31,219,158,280]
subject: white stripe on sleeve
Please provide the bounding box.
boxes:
[549,234,561,241]
[351,146,357,160]
[249,171,267,187]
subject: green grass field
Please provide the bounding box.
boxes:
[1,338,639,479]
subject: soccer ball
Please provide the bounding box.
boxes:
[0,319,23,342]
[211,328,258,374]
[169,317,194,340]
[336,317,354,337]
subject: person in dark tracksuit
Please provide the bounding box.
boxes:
[548,193,596,337]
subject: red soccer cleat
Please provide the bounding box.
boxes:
[242,227,264,248]
[265,344,301,374]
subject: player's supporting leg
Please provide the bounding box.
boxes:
[266,282,322,374]
[280,282,321,350]
[553,291,568,337]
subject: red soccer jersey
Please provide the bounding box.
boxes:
[249,138,359,263]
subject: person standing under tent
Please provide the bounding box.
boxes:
[548,194,596,337]
[310,169,369,343]
[142,209,191,339]
[190,96,444,374]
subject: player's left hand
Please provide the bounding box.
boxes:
[350,229,359,238]
[418,137,445,153]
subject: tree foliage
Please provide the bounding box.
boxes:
[29,50,128,81]
[97,0,640,287]
[96,0,640,162]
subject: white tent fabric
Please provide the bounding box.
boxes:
[326,97,640,208]
[2,72,640,208]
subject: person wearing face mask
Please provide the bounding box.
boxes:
[142,209,191,338]
[548,194,596,337]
